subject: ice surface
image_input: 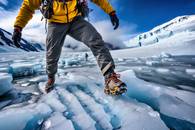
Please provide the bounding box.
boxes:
[0,51,195,130]
[64,74,169,130]
[0,73,13,96]
[0,103,52,130]
[67,86,113,130]
[39,91,67,113]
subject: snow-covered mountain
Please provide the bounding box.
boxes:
[0,28,44,53]
[125,15,195,48]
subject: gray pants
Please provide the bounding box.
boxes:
[46,16,115,77]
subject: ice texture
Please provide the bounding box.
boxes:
[0,103,52,130]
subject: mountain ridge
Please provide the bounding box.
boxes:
[0,28,44,53]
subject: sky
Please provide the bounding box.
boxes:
[89,0,195,32]
[0,0,194,43]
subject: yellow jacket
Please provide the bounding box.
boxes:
[14,0,115,29]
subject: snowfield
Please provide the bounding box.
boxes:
[0,15,195,130]
[125,15,195,48]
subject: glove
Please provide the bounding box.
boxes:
[12,26,22,48]
[109,11,119,30]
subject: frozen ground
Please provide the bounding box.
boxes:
[0,50,195,130]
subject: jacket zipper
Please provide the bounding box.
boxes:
[65,3,69,22]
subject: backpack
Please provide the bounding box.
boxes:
[40,0,90,19]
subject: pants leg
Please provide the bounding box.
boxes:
[46,22,70,77]
[68,17,115,76]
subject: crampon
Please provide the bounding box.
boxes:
[104,73,127,96]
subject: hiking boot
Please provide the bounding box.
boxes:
[104,72,127,96]
[45,77,55,93]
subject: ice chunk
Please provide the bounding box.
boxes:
[9,62,42,78]
[42,112,74,130]
[121,70,195,127]
[65,58,81,66]
[0,103,52,130]
[0,73,13,96]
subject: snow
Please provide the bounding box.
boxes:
[0,73,13,96]
[113,31,195,58]
[125,15,195,49]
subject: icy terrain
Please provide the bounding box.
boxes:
[0,49,195,130]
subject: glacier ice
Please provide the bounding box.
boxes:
[121,70,195,129]
[0,103,52,130]
[0,36,195,130]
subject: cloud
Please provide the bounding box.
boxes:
[0,9,46,44]
[0,0,8,6]
[0,7,137,50]
[0,8,17,31]
[92,20,136,43]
